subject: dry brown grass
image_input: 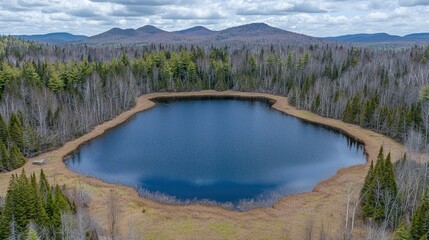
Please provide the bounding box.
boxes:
[0,91,405,239]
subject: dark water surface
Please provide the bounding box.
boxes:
[66,99,365,206]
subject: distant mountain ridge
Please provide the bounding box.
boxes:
[325,33,429,42]
[10,24,429,45]
[14,32,88,45]
[82,23,324,46]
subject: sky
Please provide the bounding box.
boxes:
[1,0,429,37]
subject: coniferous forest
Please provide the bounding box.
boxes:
[0,170,84,239]
[0,34,428,239]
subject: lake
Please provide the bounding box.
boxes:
[66,98,366,208]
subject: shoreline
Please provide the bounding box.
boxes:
[0,90,405,239]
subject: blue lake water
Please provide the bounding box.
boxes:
[66,98,366,207]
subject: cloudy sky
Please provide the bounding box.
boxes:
[1,0,429,37]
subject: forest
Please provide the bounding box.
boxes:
[0,169,109,239]
[0,35,428,238]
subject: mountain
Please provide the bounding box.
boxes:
[175,26,215,36]
[218,23,285,37]
[214,23,306,42]
[325,33,429,43]
[83,23,324,46]
[84,25,185,45]
[15,32,87,45]
[403,33,429,41]
[137,25,166,34]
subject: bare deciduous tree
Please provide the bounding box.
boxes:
[106,190,120,240]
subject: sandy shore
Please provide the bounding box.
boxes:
[0,91,405,239]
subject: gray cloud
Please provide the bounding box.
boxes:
[162,11,223,20]
[69,8,101,18]
[17,0,51,7]
[0,16,25,22]
[237,3,327,15]
[398,0,429,6]
[90,0,182,6]
[111,5,161,16]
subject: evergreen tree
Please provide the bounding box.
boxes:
[9,113,24,150]
[360,147,399,225]
[26,225,41,240]
[410,195,429,240]
[3,170,35,233]
[48,68,64,92]
[0,141,9,170]
[187,61,197,84]
[0,213,9,240]
[39,169,50,202]
[394,222,410,240]
[9,144,25,169]
[30,173,49,227]
[384,153,398,197]
[0,170,73,238]
[54,185,71,213]
[0,151,3,171]
[0,114,8,144]
[47,187,62,230]
[23,62,43,87]
[361,161,375,218]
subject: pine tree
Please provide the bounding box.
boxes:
[30,173,49,227]
[45,187,54,219]
[26,225,41,240]
[394,222,410,240]
[9,113,24,150]
[1,170,72,238]
[372,147,386,220]
[361,161,375,218]
[343,100,355,123]
[3,171,33,233]
[9,144,25,169]
[0,141,9,170]
[0,213,10,240]
[49,189,62,230]
[23,62,43,87]
[187,61,197,84]
[54,185,71,213]
[410,195,429,240]
[360,147,399,225]
[39,169,50,202]
[48,68,64,92]
[384,153,398,197]
[0,114,8,144]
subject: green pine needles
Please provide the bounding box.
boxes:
[0,169,73,239]
[361,148,429,239]
[0,112,27,173]
[360,147,398,225]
